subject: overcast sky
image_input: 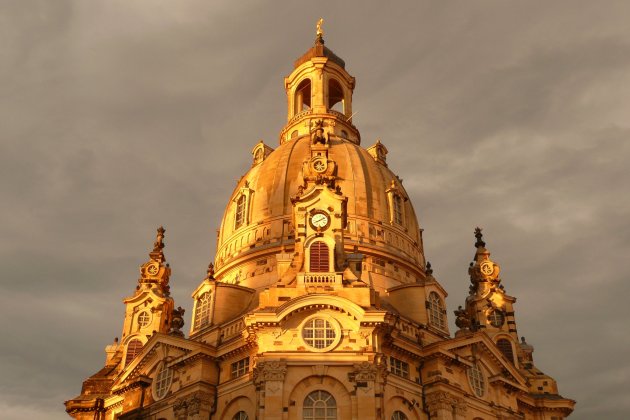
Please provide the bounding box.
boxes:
[1,1,629,419]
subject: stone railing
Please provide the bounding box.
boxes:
[297,272,343,288]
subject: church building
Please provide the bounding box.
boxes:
[65,23,575,420]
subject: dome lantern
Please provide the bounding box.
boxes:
[280,19,359,145]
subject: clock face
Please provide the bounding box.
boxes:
[480,261,494,276]
[147,263,159,275]
[313,159,326,173]
[310,212,330,229]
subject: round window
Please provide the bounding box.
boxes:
[487,310,504,328]
[137,311,151,328]
[152,362,173,400]
[467,363,485,397]
[301,316,340,352]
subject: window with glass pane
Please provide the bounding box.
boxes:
[194,292,211,330]
[303,390,336,420]
[468,363,485,397]
[235,195,246,229]
[428,292,447,330]
[488,310,504,327]
[302,318,336,349]
[393,195,403,224]
[391,411,408,420]
[231,357,250,379]
[154,363,173,400]
[389,356,409,379]
[232,411,248,420]
[137,311,150,328]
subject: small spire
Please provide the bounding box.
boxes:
[316,18,324,44]
[425,261,433,276]
[149,226,166,263]
[474,227,486,248]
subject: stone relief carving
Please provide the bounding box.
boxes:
[253,361,287,385]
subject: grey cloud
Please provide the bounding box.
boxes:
[1,1,629,419]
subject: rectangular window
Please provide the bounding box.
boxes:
[389,356,409,379]
[231,357,250,379]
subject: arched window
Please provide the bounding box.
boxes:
[309,241,330,272]
[303,390,336,420]
[497,338,515,364]
[392,411,408,420]
[328,79,344,113]
[393,195,403,225]
[232,412,248,420]
[125,339,143,366]
[428,292,446,330]
[194,292,211,330]
[235,195,246,229]
[295,79,312,113]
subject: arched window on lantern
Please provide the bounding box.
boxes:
[427,292,447,330]
[295,79,312,114]
[125,339,143,366]
[309,241,330,272]
[497,338,515,364]
[328,78,344,113]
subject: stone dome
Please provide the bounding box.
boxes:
[214,133,426,292]
[212,36,427,294]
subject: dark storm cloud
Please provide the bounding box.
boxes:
[1,1,629,419]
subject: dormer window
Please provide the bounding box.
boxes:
[233,181,254,231]
[386,180,406,227]
[235,195,246,229]
[427,292,447,330]
[393,195,403,225]
[194,291,211,330]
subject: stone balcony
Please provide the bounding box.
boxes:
[297,272,343,291]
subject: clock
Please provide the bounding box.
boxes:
[146,263,159,275]
[480,261,494,276]
[312,158,327,173]
[310,211,330,230]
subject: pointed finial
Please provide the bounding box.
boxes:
[425,261,433,276]
[153,226,165,252]
[474,227,486,248]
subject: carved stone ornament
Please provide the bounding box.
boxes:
[454,305,472,331]
[173,392,211,420]
[426,391,461,412]
[253,361,287,385]
[348,361,378,382]
[168,306,186,337]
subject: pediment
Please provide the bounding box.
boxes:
[115,333,209,386]
[424,332,527,391]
